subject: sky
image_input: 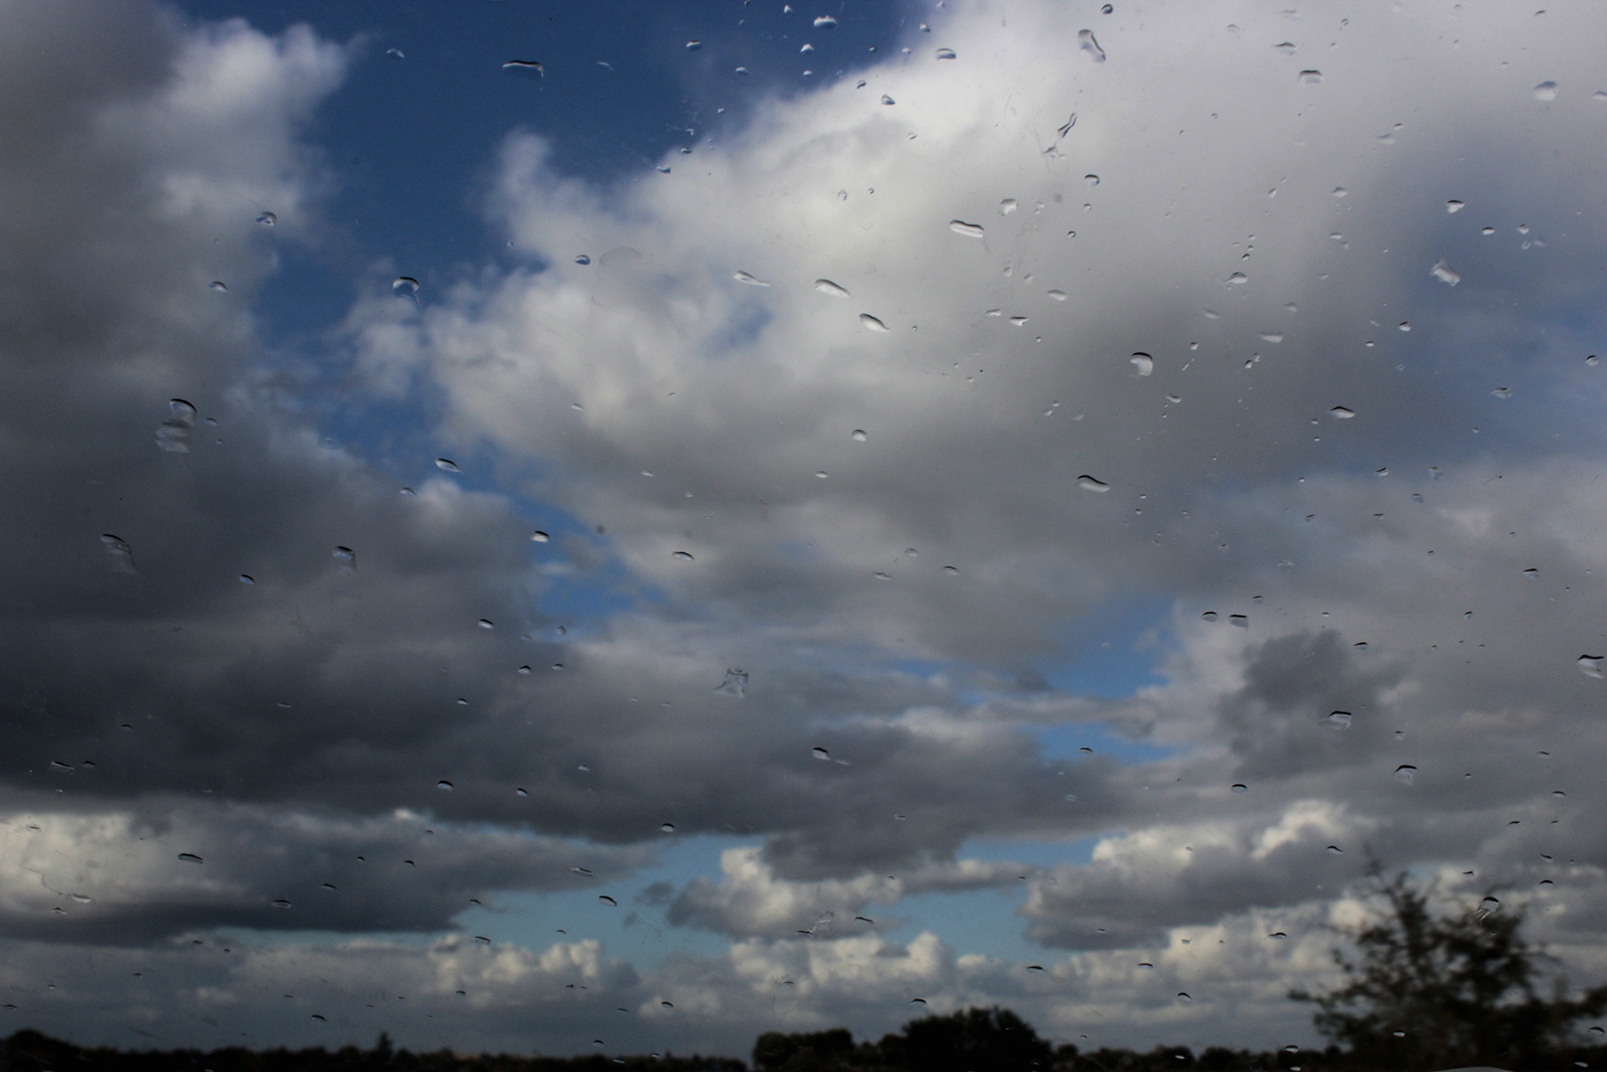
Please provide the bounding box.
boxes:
[2,0,1607,1060]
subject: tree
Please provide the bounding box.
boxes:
[1291,870,1607,1070]
[878,1006,1051,1072]
[752,1029,856,1072]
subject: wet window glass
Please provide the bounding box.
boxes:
[4,2,1605,1070]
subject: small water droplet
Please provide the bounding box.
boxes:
[599,895,617,906]
[209,280,228,292]
[935,47,955,60]
[1228,614,1248,628]
[239,574,255,585]
[1078,29,1106,61]
[1084,174,1100,187]
[815,279,851,297]
[1299,70,1323,84]
[178,853,203,864]
[272,899,292,909]
[1534,81,1558,101]
[393,276,420,297]
[256,211,277,226]
[942,565,959,575]
[949,220,985,238]
[660,822,676,833]
[811,747,830,760]
[1177,992,1191,1001]
[574,255,591,265]
[1201,611,1219,621]
[1227,272,1248,285]
[1324,711,1353,730]
[859,313,889,332]
[999,198,1018,216]
[437,780,454,791]
[1578,655,1604,679]
[813,16,837,28]
[879,93,895,105]
[156,399,197,453]
[385,48,404,59]
[1330,406,1355,419]
[850,429,868,441]
[1129,352,1154,377]
[1047,290,1067,301]
[332,546,356,570]
[502,59,544,75]
[1523,567,1539,579]
[1398,321,1411,331]
[531,530,550,542]
[1137,962,1154,969]
[1077,475,1110,492]
[1326,845,1344,854]
[672,551,694,562]
[1231,783,1249,794]
[734,271,771,287]
[1394,764,1418,785]
[1445,200,1465,213]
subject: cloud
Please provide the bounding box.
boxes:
[5,0,1607,1056]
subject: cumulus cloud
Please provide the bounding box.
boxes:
[6,0,1607,1057]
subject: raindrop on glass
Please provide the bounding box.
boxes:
[1231,783,1249,794]
[531,531,550,542]
[256,211,277,226]
[1129,352,1154,377]
[1578,655,1604,679]
[1299,70,1323,84]
[1077,475,1110,492]
[1534,81,1558,101]
[393,276,420,298]
[100,534,137,574]
[1394,764,1418,785]
[1078,30,1106,61]
[209,280,228,292]
[811,747,830,760]
[734,271,771,287]
[949,220,985,238]
[714,668,748,699]
[1330,406,1355,419]
[935,48,956,60]
[859,313,889,332]
[850,429,868,442]
[156,399,198,453]
[815,279,851,297]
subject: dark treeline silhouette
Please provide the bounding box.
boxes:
[6,874,1605,1072]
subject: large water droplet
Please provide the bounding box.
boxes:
[1578,655,1604,679]
[672,551,694,561]
[1534,81,1558,101]
[1078,29,1106,62]
[156,398,197,453]
[1228,614,1248,628]
[1324,711,1353,730]
[1299,70,1323,85]
[1330,406,1355,419]
[813,15,837,28]
[880,94,895,105]
[531,531,550,543]
[859,313,889,332]
[599,895,618,906]
[811,746,830,760]
[502,60,544,76]
[935,47,955,60]
[1431,259,1461,286]
[1129,352,1154,377]
[332,546,356,570]
[1226,272,1248,285]
[392,276,420,298]
[435,458,461,473]
[1231,783,1248,794]
[949,220,985,238]
[714,668,748,699]
[815,279,851,297]
[100,534,137,574]
[685,40,702,50]
[1394,764,1418,785]
[209,280,228,292]
[850,429,868,442]
[734,271,771,287]
[177,853,203,864]
[1077,475,1110,492]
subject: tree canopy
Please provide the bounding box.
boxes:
[1292,870,1607,1071]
